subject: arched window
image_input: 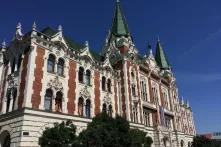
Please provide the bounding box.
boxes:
[12,88,17,110]
[102,103,107,113]
[131,72,135,83]
[55,91,62,112]
[6,90,11,113]
[132,84,136,96]
[78,97,84,116]
[57,58,64,76]
[102,76,106,91]
[17,54,22,71]
[78,67,84,83]
[132,105,138,123]
[107,79,111,93]
[85,70,91,86]
[0,131,11,147]
[181,140,184,147]
[47,54,55,73]
[44,89,53,111]
[11,57,16,73]
[85,99,91,118]
[131,72,136,96]
[108,105,112,117]
[188,142,191,147]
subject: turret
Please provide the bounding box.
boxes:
[102,0,137,57]
[155,38,170,70]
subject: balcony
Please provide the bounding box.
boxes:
[142,101,157,110]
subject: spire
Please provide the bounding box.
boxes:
[111,0,130,36]
[147,42,154,58]
[32,21,37,31]
[155,38,170,69]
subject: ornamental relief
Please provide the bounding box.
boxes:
[79,86,91,99]
[103,93,112,105]
[47,76,63,92]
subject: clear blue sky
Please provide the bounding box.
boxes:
[1,0,221,134]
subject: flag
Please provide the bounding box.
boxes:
[160,106,166,126]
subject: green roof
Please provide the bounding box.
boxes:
[41,27,85,51]
[40,27,102,61]
[155,40,170,69]
[111,0,130,36]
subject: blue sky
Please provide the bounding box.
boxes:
[1,0,221,133]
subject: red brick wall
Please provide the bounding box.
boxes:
[17,52,29,109]
[126,61,132,120]
[67,60,76,115]
[135,66,142,123]
[114,79,118,114]
[120,69,127,118]
[0,66,8,111]
[94,71,100,115]
[119,46,129,54]
[31,47,45,109]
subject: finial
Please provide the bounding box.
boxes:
[16,22,21,30]
[32,21,37,30]
[116,0,120,3]
[181,97,184,105]
[186,100,189,108]
[85,41,89,48]
[15,22,23,40]
[58,25,63,32]
[147,42,154,58]
[148,42,152,49]
[157,36,160,42]
[2,41,6,48]
[2,41,6,51]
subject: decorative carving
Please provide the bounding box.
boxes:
[103,93,112,105]
[47,76,63,91]
[79,86,91,99]
[7,74,18,89]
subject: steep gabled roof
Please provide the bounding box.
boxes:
[40,27,102,61]
[155,40,170,69]
[111,0,130,36]
[41,27,85,51]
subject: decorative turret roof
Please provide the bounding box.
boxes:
[111,0,130,36]
[155,39,170,69]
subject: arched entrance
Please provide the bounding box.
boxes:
[0,130,11,147]
[163,136,170,147]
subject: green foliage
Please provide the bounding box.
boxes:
[129,129,153,147]
[39,114,153,147]
[192,136,221,147]
[79,112,153,147]
[39,120,79,147]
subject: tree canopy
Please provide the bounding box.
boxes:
[39,113,153,147]
[39,120,79,147]
[192,135,221,147]
[79,112,153,147]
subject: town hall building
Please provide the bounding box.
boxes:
[0,1,195,147]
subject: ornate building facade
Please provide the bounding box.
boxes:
[0,1,195,147]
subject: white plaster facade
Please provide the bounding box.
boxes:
[0,1,196,147]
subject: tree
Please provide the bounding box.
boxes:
[192,135,211,147]
[79,112,153,147]
[39,120,79,147]
[129,129,153,147]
